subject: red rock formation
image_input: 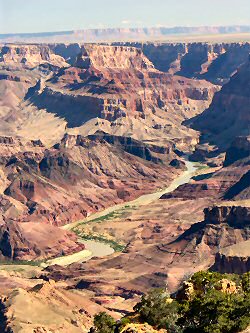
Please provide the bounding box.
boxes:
[0,44,69,68]
[203,205,250,227]
[0,132,181,226]
[135,42,250,84]
[158,205,250,279]
[0,221,84,260]
[24,44,217,152]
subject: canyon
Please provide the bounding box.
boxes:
[0,39,249,332]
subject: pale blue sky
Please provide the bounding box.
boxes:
[0,0,250,34]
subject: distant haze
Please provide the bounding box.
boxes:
[1,26,250,43]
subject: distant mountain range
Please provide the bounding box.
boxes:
[1,25,250,43]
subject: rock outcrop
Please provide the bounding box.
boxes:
[0,221,85,260]
[203,205,250,228]
[213,240,250,274]
[23,44,217,151]
[0,44,69,68]
[76,44,155,71]
[0,132,180,227]
[86,131,173,164]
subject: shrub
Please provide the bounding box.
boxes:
[134,288,181,332]
[93,312,116,333]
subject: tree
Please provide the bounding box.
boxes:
[178,284,250,333]
[93,312,116,333]
[134,288,181,332]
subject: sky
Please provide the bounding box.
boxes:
[0,0,250,34]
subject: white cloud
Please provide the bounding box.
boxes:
[121,20,131,25]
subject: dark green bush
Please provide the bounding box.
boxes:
[93,312,116,333]
[134,288,181,332]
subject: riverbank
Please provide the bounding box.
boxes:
[63,159,199,232]
[0,159,203,269]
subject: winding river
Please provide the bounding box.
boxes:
[43,159,200,267]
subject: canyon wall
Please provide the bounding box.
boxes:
[114,42,250,84]
[191,55,250,150]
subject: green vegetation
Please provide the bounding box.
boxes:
[75,205,137,228]
[72,207,131,252]
[134,288,181,332]
[93,312,116,333]
[195,164,210,170]
[177,271,250,333]
[73,229,125,252]
[0,259,41,267]
[87,211,119,223]
[91,271,250,333]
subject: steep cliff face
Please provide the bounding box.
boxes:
[115,42,250,84]
[224,170,250,200]
[0,44,69,68]
[27,86,104,128]
[191,56,250,150]
[77,44,155,71]
[0,133,181,227]
[2,42,250,84]
[85,131,173,164]
[203,205,250,227]
[213,240,250,274]
[49,43,81,65]
[0,280,93,332]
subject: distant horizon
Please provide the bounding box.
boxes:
[1,24,250,36]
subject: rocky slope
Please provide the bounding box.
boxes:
[0,280,94,332]
[157,204,250,281]
[0,41,216,264]
[0,120,185,261]
[224,136,250,167]
[49,41,250,84]
[190,56,250,150]
[161,150,250,201]
[0,221,85,261]
[0,42,220,149]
